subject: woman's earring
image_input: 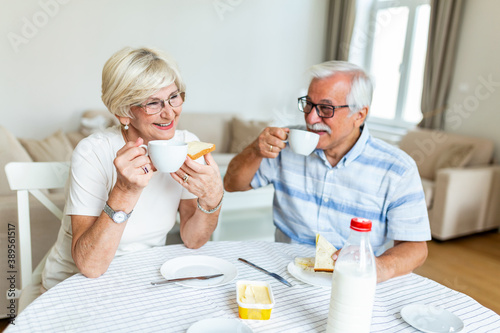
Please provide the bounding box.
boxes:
[124,123,129,130]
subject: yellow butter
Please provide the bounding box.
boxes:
[236,280,275,320]
[238,285,272,304]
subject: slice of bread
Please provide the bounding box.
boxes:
[187,141,216,160]
[314,234,337,272]
[294,257,315,272]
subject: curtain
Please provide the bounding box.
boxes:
[325,0,357,61]
[419,0,464,129]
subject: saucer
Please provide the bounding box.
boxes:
[187,318,253,333]
[401,304,464,333]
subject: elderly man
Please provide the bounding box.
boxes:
[224,61,430,282]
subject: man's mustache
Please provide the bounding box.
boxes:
[307,123,332,134]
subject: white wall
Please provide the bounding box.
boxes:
[0,0,328,139]
[444,0,500,162]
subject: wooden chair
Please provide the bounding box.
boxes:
[4,161,69,309]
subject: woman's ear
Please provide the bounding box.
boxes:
[116,115,129,127]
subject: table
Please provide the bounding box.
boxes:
[6,241,500,332]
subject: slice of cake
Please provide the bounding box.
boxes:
[187,141,216,160]
[314,234,337,272]
[294,257,315,272]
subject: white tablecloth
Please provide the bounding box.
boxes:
[6,241,500,332]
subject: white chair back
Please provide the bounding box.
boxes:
[4,161,70,290]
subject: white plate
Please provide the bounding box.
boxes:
[160,255,237,288]
[287,261,332,288]
[187,318,253,333]
[401,304,465,333]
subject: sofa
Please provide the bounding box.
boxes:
[178,113,275,241]
[0,110,271,317]
[399,128,500,240]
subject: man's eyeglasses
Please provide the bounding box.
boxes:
[135,92,186,115]
[297,96,350,118]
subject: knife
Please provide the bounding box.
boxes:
[151,273,224,285]
[238,258,292,287]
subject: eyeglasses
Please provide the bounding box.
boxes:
[135,92,186,115]
[297,96,350,118]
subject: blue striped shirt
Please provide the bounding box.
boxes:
[251,126,431,255]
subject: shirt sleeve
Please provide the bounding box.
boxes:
[386,165,431,242]
[250,154,281,189]
[66,137,114,217]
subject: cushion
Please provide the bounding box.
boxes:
[400,129,494,180]
[0,126,33,195]
[434,144,474,178]
[65,131,86,148]
[229,117,270,154]
[19,130,73,163]
[79,110,119,136]
[177,113,235,154]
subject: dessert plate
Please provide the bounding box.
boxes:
[400,304,464,333]
[287,261,332,288]
[160,255,237,288]
[187,318,253,333]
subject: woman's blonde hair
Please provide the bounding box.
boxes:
[101,47,186,118]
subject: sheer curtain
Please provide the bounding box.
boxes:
[325,0,357,61]
[419,0,464,129]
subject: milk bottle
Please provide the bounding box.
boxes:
[325,218,377,333]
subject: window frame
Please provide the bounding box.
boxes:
[362,0,430,129]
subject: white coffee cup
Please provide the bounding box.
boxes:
[140,140,187,173]
[287,129,320,156]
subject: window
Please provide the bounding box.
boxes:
[349,0,431,128]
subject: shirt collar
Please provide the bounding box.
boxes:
[343,125,369,166]
[313,125,370,168]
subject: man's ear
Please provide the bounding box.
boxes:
[354,107,368,126]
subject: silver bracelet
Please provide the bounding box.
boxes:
[197,192,224,214]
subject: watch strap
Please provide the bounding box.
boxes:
[103,202,133,223]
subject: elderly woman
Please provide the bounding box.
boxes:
[40,47,224,293]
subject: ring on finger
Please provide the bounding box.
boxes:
[182,173,190,184]
[269,144,273,152]
[142,166,149,174]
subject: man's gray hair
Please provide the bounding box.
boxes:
[308,61,373,115]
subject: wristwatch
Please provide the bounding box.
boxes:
[103,202,133,224]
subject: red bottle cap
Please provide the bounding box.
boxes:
[350,218,372,232]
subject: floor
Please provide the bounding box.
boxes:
[414,230,500,315]
[2,228,498,331]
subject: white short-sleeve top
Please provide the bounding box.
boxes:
[42,126,198,290]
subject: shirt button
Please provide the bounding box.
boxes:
[324,198,329,203]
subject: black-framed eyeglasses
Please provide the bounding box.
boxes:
[135,92,186,115]
[297,96,350,118]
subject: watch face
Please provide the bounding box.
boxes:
[113,211,128,223]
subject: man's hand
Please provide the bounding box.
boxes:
[375,241,428,282]
[224,127,289,192]
[330,241,428,283]
[332,248,341,262]
[252,127,289,158]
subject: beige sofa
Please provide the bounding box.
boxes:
[0,110,270,317]
[399,128,500,240]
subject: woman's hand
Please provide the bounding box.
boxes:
[252,127,289,159]
[172,152,224,210]
[114,137,154,194]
